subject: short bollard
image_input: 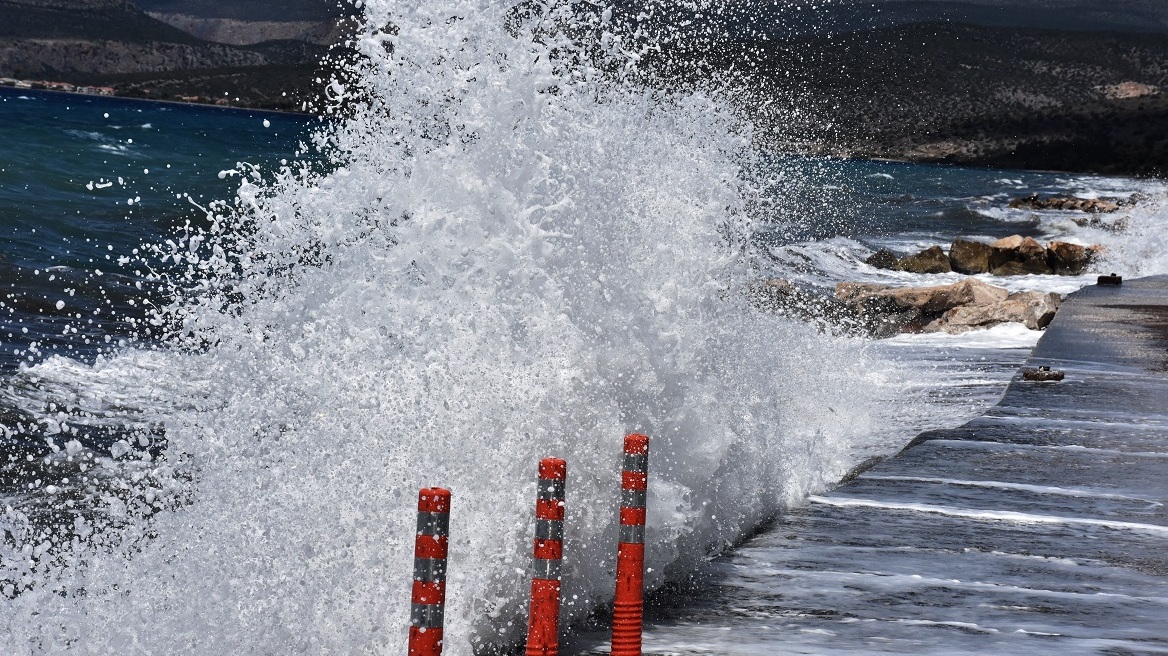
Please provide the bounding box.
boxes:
[611,434,649,656]
[410,487,451,656]
[526,457,567,656]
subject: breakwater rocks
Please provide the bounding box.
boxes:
[751,277,1061,338]
[837,279,1060,335]
[1007,193,1133,213]
[867,235,1099,276]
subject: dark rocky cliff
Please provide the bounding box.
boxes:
[640,14,1168,175]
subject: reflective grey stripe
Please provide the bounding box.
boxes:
[535,519,563,541]
[623,453,648,473]
[619,524,645,544]
[620,489,646,509]
[410,603,445,628]
[416,511,450,537]
[413,558,447,582]
[537,479,565,500]
[532,557,562,580]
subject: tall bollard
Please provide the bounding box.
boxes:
[526,457,567,656]
[410,487,451,656]
[611,434,649,656]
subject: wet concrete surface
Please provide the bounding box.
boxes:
[566,276,1168,655]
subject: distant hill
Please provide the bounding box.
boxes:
[0,0,336,110]
[0,0,204,43]
[139,14,349,46]
[132,0,355,22]
[727,0,1168,38]
[649,17,1168,174]
[862,0,1168,33]
[4,0,1168,174]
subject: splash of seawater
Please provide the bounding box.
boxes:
[1,2,902,653]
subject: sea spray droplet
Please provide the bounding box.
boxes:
[263,119,271,128]
[54,300,64,310]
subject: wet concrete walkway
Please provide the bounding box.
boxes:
[571,276,1168,655]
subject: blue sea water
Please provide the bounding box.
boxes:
[0,87,315,374]
[2,49,1168,653]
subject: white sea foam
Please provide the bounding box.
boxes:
[927,439,1168,459]
[861,475,1164,506]
[808,496,1168,535]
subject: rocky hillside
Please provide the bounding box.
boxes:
[0,0,336,109]
[5,0,1168,175]
[133,0,351,22]
[134,0,357,47]
[141,14,349,46]
[645,17,1168,175]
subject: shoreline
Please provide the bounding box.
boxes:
[5,81,1167,179]
[0,83,315,118]
[768,148,1168,180]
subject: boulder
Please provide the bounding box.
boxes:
[949,238,993,274]
[1017,236,1047,260]
[836,277,1008,315]
[1047,241,1095,275]
[929,291,1061,333]
[990,235,1046,260]
[1015,291,1062,329]
[990,235,1051,275]
[952,277,1011,306]
[835,282,927,336]
[752,277,873,333]
[991,260,1054,276]
[989,234,1025,250]
[836,282,893,302]
[894,245,952,274]
[864,249,900,270]
[865,308,924,338]
[1009,194,1122,213]
[1071,214,1130,233]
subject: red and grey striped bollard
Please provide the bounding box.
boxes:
[526,457,567,656]
[611,433,649,656]
[410,487,451,656]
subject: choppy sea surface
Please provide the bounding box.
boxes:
[2,5,1168,653]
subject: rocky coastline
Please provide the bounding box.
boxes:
[754,193,1126,338]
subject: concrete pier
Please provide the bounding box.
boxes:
[570,276,1168,654]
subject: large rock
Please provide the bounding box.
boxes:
[753,279,915,338]
[836,282,892,302]
[949,238,993,274]
[836,277,1008,315]
[990,235,1052,275]
[953,278,1012,306]
[992,260,1054,276]
[929,291,1061,333]
[864,249,900,270]
[1047,241,1096,275]
[894,245,952,274]
[753,278,847,321]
